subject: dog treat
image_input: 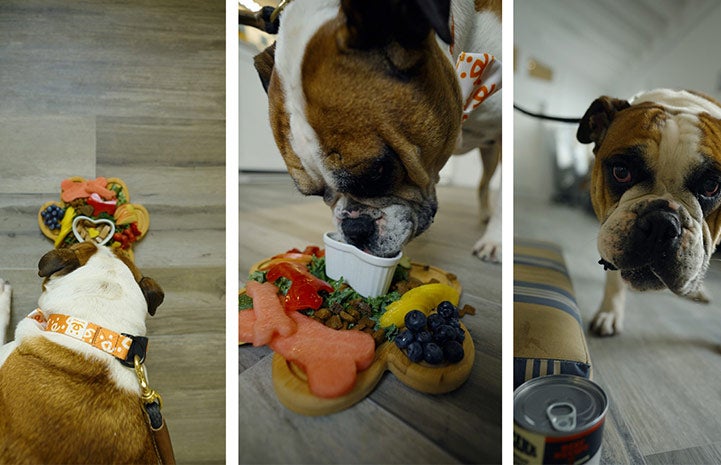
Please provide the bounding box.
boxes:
[38,176,150,259]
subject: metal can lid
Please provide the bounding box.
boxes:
[514,375,608,436]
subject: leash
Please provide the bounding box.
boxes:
[27,310,177,465]
[134,355,176,465]
[513,103,582,123]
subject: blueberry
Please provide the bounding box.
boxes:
[437,301,458,319]
[433,324,455,343]
[395,330,414,350]
[455,327,466,342]
[404,310,427,333]
[406,341,424,363]
[427,313,444,331]
[423,342,444,365]
[416,331,432,344]
[443,340,464,363]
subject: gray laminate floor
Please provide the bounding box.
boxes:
[516,194,721,465]
[0,2,225,463]
[239,175,502,464]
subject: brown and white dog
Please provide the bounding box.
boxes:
[577,89,721,336]
[249,0,502,260]
[0,242,165,463]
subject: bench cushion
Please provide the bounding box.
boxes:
[514,239,592,389]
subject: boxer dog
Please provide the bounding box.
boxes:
[246,0,502,260]
[0,242,166,464]
[577,89,721,336]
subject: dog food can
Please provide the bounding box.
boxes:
[514,375,608,465]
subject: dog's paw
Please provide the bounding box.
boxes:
[472,237,501,263]
[589,311,622,337]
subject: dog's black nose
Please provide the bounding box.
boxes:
[636,210,681,253]
[341,215,376,248]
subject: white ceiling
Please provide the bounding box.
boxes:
[514,0,720,91]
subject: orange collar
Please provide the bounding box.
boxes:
[27,309,148,367]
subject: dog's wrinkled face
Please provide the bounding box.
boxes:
[255,0,462,257]
[37,242,164,317]
[578,89,721,296]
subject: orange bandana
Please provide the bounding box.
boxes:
[27,309,146,365]
[455,52,502,122]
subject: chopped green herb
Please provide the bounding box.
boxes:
[248,270,267,283]
[273,276,292,295]
[308,256,328,281]
[384,324,399,342]
[325,282,360,307]
[238,293,253,310]
[367,291,402,314]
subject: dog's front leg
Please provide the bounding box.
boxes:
[473,174,502,263]
[590,270,626,336]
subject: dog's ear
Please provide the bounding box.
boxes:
[253,43,276,94]
[340,0,452,49]
[38,248,81,278]
[577,96,631,152]
[139,276,164,316]
[38,243,97,278]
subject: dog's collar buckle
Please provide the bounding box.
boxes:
[120,334,148,368]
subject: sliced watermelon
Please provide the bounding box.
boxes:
[238,309,256,344]
[243,281,296,347]
[270,312,376,398]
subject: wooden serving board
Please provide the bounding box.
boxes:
[240,260,474,416]
[38,177,149,260]
[272,322,475,416]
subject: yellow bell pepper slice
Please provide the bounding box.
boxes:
[379,283,460,328]
[54,206,75,247]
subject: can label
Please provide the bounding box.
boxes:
[513,417,604,465]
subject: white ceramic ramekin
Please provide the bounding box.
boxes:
[323,231,402,298]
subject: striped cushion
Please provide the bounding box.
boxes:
[514,239,592,389]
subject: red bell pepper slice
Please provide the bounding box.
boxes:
[266,262,333,312]
[86,193,117,216]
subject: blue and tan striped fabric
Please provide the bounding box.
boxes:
[514,239,592,389]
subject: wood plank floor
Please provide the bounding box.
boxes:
[239,176,502,464]
[516,195,721,465]
[0,2,226,463]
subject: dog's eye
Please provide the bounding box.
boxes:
[699,177,720,198]
[612,164,632,183]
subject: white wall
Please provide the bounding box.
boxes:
[513,46,605,200]
[619,3,721,99]
[239,43,287,172]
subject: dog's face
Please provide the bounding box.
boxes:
[37,242,164,318]
[254,0,462,257]
[578,89,721,297]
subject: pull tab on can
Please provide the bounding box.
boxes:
[546,401,577,432]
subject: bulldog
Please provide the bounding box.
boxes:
[577,88,721,336]
[0,242,167,464]
[247,0,502,259]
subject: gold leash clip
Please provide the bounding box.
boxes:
[269,0,290,23]
[134,354,163,409]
